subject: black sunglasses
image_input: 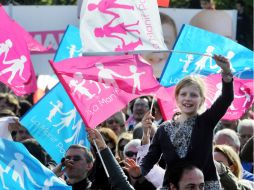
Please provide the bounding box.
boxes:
[125,151,137,158]
[65,155,83,162]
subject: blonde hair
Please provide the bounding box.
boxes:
[214,144,243,179]
[175,76,206,103]
[116,132,133,158]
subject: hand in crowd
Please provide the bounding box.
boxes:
[141,111,154,145]
[86,127,107,151]
[213,54,231,73]
[52,157,74,177]
[123,158,142,179]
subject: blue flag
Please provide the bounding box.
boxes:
[54,25,82,62]
[21,25,89,163]
[160,24,254,87]
[20,83,90,163]
[0,138,71,190]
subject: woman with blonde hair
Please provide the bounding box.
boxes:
[214,144,254,189]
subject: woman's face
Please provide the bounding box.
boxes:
[213,151,230,167]
[118,139,129,160]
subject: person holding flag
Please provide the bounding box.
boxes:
[126,55,234,189]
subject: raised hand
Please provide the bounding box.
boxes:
[86,127,107,151]
[123,158,142,178]
[213,54,231,73]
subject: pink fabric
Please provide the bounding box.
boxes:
[158,75,254,121]
[0,6,37,95]
[50,54,170,128]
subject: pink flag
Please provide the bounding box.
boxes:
[0,5,37,95]
[50,55,170,128]
[0,6,48,52]
[158,75,254,121]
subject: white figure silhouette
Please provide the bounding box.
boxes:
[65,119,84,144]
[5,153,40,189]
[53,108,76,134]
[0,164,8,189]
[239,86,252,108]
[69,72,101,99]
[47,100,64,122]
[0,39,13,63]
[127,65,145,94]
[96,62,127,89]
[193,46,215,74]
[67,45,83,58]
[0,55,27,84]
[69,79,95,99]
[179,54,194,73]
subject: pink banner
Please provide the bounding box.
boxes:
[50,55,170,128]
[158,75,253,121]
[0,5,37,95]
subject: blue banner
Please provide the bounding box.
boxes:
[54,25,82,62]
[160,24,254,87]
[20,83,90,163]
[21,25,89,163]
[0,138,71,190]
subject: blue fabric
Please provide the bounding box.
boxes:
[20,83,90,163]
[242,168,254,181]
[54,25,82,62]
[0,138,71,189]
[160,24,254,87]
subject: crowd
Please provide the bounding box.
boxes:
[0,54,253,190]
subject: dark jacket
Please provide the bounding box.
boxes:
[100,147,135,190]
[140,79,234,185]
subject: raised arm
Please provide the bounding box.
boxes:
[86,127,135,190]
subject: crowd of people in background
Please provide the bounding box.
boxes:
[0,54,253,190]
[0,0,253,190]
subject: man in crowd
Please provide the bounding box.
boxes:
[53,144,94,190]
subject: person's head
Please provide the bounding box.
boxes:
[168,162,204,190]
[236,0,245,14]
[214,144,243,179]
[132,97,150,123]
[237,119,254,149]
[123,139,140,160]
[105,111,126,136]
[133,122,157,140]
[190,10,233,39]
[22,138,47,167]
[11,125,32,142]
[98,127,118,155]
[200,0,215,9]
[220,119,239,131]
[153,100,163,122]
[0,93,20,116]
[175,76,205,118]
[19,99,32,117]
[116,132,133,160]
[142,12,177,78]
[64,144,94,182]
[213,128,241,154]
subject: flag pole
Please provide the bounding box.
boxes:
[169,50,212,57]
[93,139,110,178]
[147,95,155,136]
[150,95,155,113]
